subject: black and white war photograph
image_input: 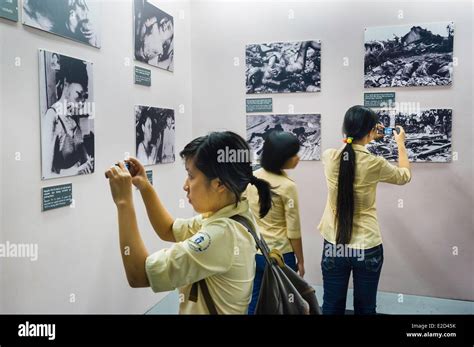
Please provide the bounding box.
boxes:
[39,50,95,180]
[134,0,174,71]
[246,40,321,94]
[247,114,321,161]
[135,106,175,166]
[364,22,454,88]
[23,0,101,48]
[367,109,452,162]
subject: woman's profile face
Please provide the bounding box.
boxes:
[142,117,153,143]
[65,82,86,114]
[183,158,219,214]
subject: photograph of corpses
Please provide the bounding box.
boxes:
[135,105,175,166]
[134,0,174,71]
[246,40,321,94]
[365,22,454,88]
[39,50,95,180]
[247,114,321,161]
[367,109,452,162]
[23,0,101,48]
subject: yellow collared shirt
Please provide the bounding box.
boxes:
[245,168,302,254]
[145,198,258,314]
[318,144,411,249]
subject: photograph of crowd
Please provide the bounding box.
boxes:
[134,0,174,71]
[23,0,101,48]
[246,40,321,94]
[39,49,95,180]
[365,22,454,88]
[135,105,175,165]
[247,114,321,161]
[367,109,452,162]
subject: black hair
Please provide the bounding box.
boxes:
[180,131,273,218]
[335,105,379,244]
[56,54,89,99]
[260,131,300,174]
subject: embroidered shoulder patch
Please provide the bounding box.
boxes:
[187,232,212,252]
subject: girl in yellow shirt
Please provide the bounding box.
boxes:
[319,105,411,315]
[106,131,273,314]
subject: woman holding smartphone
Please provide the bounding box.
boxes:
[318,105,412,315]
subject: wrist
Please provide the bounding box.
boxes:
[138,179,153,192]
[116,199,134,210]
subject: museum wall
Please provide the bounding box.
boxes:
[0,0,194,313]
[190,0,473,301]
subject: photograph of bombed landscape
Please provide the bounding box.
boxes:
[365,22,454,88]
[367,109,452,162]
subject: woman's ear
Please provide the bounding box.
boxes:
[211,178,226,193]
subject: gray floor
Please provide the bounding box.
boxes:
[145,285,474,315]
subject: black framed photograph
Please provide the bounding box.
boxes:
[247,114,321,161]
[39,49,95,180]
[134,0,174,72]
[135,105,175,166]
[246,40,321,94]
[365,22,454,88]
[367,109,452,162]
[23,0,101,48]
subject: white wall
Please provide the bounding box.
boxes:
[189,0,473,301]
[0,0,194,313]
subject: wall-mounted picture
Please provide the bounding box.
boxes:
[39,49,95,180]
[247,114,321,161]
[364,22,454,88]
[367,109,452,162]
[135,105,175,165]
[134,0,174,72]
[23,0,101,48]
[246,40,321,94]
[0,0,19,21]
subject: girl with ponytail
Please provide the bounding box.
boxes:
[246,130,305,314]
[318,105,412,315]
[106,131,273,314]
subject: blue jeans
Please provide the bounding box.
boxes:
[248,252,297,315]
[321,239,383,315]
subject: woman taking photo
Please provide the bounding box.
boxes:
[318,105,411,315]
[105,131,273,314]
[246,131,305,315]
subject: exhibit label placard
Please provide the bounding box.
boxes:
[146,170,153,185]
[134,66,152,86]
[42,183,73,211]
[364,92,395,108]
[246,98,273,113]
[0,0,18,21]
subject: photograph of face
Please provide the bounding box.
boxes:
[135,106,175,166]
[39,50,95,180]
[134,0,174,71]
[23,0,100,48]
[367,109,452,162]
[365,22,454,88]
[247,114,321,161]
[246,40,321,94]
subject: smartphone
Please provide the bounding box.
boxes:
[378,126,400,136]
[104,162,130,179]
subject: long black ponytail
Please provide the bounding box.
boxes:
[335,106,378,244]
[180,131,273,218]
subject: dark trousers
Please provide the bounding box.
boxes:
[248,252,297,315]
[321,239,383,315]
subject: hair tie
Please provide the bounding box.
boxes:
[343,137,353,144]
